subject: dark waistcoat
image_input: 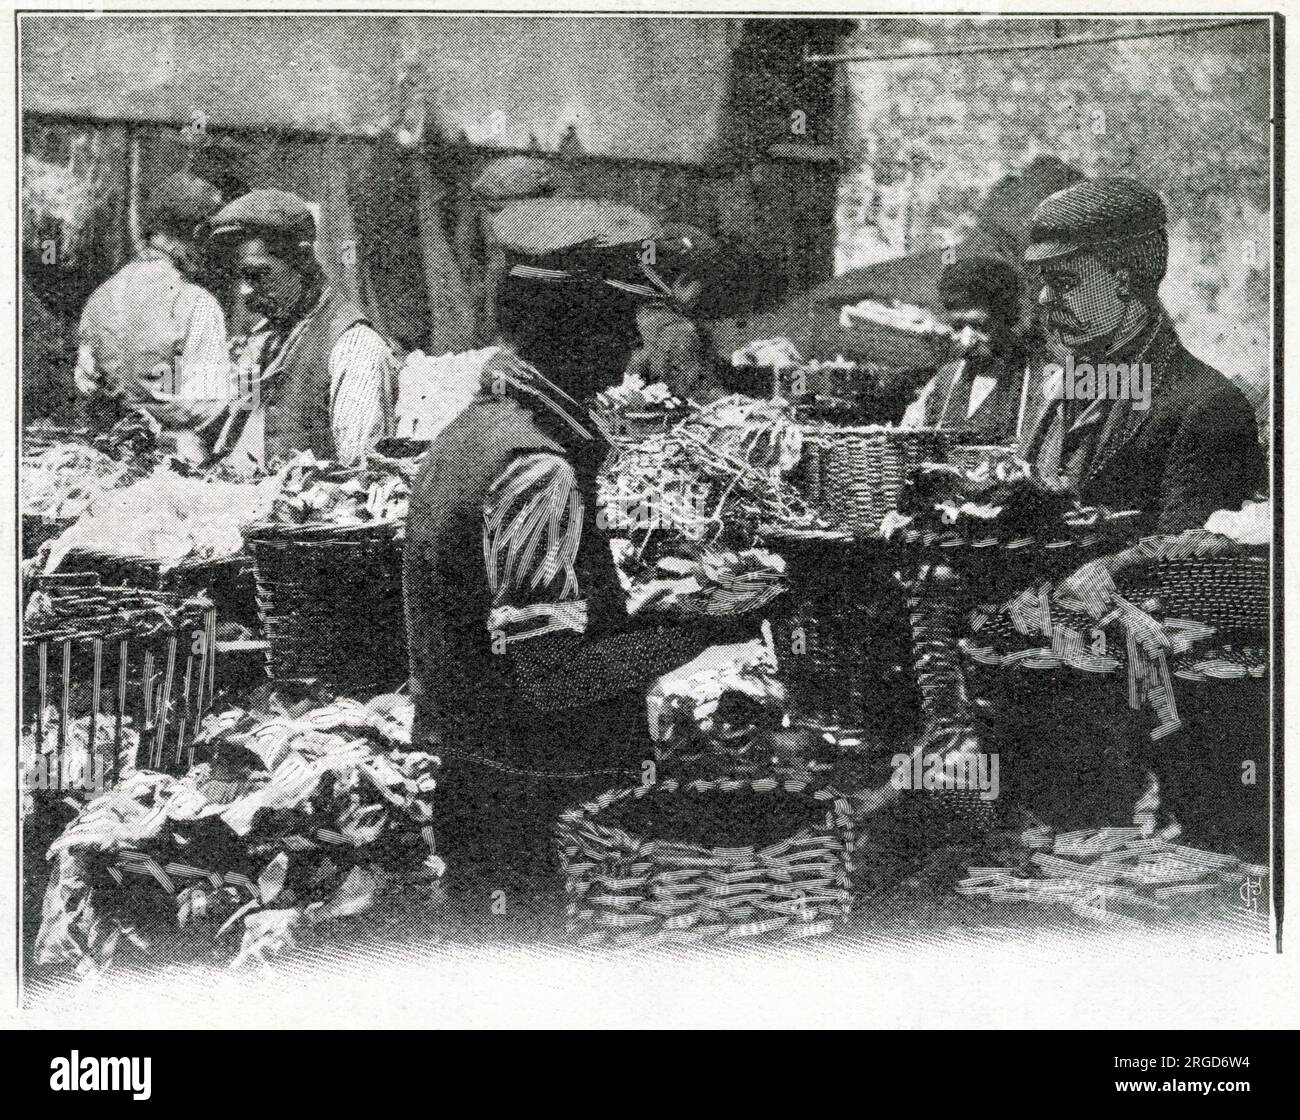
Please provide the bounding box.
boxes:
[262,288,372,462]
[404,393,635,771]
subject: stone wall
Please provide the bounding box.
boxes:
[836,17,1273,421]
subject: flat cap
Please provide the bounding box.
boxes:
[206,189,317,245]
[489,197,662,257]
[471,155,568,204]
[1024,177,1166,264]
[145,171,225,231]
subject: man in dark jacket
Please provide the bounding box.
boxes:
[901,255,1045,445]
[404,199,753,890]
[993,178,1268,847]
[1022,177,1263,536]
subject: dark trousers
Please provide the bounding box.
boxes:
[435,758,615,891]
[981,672,1270,860]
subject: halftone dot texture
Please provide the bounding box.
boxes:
[1026,177,1169,291]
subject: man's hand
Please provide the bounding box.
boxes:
[73,345,113,399]
[1056,549,1170,657]
[647,636,781,741]
[145,389,233,431]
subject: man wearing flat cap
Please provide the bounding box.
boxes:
[207,188,398,469]
[405,198,757,888]
[75,171,235,449]
[1022,176,1263,536]
[989,177,1268,841]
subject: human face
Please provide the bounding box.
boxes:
[943,302,998,359]
[1033,252,1127,351]
[235,236,305,325]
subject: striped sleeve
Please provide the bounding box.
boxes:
[329,324,396,464]
[483,451,588,645]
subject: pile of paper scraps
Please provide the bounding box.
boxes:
[956,826,1268,926]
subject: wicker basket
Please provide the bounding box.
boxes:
[51,549,258,629]
[802,425,961,535]
[1122,554,1268,630]
[244,521,407,691]
[758,527,914,732]
[557,775,855,948]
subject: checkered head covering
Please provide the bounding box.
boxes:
[1026,177,1169,291]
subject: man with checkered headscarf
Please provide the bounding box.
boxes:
[1022,177,1263,533]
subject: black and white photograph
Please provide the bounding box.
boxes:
[7,7,1289,1034]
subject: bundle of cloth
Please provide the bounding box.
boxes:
[35,693,441,974]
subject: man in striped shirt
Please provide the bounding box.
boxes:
[406,199,755,885]
[74,172,235,456]
[205,189,397,470]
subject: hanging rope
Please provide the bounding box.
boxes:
[804,18,1265,66]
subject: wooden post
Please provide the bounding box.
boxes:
[194,608,214,731]
[125,127,143,260]
[36,640,48,764]
[142,649,154,744]
[206,609,217,704]
[154,636,178,770]
[413,155,476,355]
[116,639,129,779]
[89,637,103,789]
[58,640,72,793]
[174,651,194,768]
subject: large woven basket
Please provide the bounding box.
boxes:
[758,526,914,732]
[802,425,961,534]
[1121,554,1268,630]
[243,521,407,691]
[557,775,855,948]
[51,549,258,629]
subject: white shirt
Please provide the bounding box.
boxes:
[75,253,235,425]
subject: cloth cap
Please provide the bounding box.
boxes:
[145,172,225,234]
[1024,177,1167,264]
[206,189,317,245]
[491,198,675,300]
